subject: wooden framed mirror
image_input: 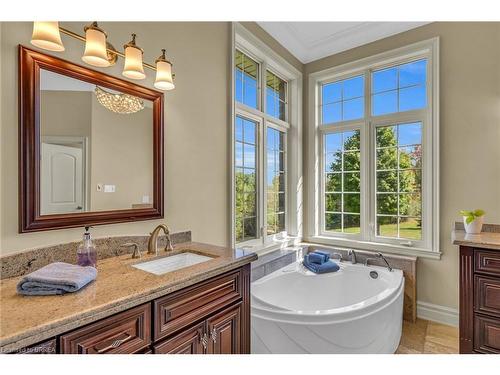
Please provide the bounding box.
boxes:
[19,46,164,232]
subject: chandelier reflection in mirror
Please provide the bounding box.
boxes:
[95,86,145,114]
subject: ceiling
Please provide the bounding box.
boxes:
[257,22,430,64]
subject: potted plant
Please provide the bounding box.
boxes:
[459,209,485,234]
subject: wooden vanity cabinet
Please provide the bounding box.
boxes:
[17,264,251,354]
[460,246,500,353]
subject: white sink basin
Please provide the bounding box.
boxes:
[132,252,213,275]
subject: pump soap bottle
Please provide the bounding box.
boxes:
[77,226,97,268]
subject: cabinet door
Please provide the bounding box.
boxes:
[207,304,241,354]
[154,322,205,354]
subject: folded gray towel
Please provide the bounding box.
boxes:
[17,262,97,296]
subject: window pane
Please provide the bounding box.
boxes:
[343,97,364,121]
[322,82,341,104]
[398,122,422,145]
[377,171,398,192]
[322,102,341,124]
[344,193,360,213]
[372,91,397,116]
[243,144,255,168]
[344,172,360,192]
[344,214,360,234]
[343,151,360,171]
[399,169,421,192]
[266,70,287,121]
[325,193,341,212]
[376,126,397,148]
[343,76,364,99]
[399,146,422,168]
[399,85,426,112]
[399,193,421,217]
[372,67,397,94]
[243,119,256,144]
[343,130,360,150]
[235,50,259,109]
[326,173,342,192]
[377,194,398,215]
[399,59,427,88]
[325,133,342,153]
[325,152,341,172]
[243,217,257,240]
[235,117,243,142]
[377,147,398,170]
[235,143,243,167]
[325,213,341,232]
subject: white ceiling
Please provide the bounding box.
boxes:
[257,22,429,63]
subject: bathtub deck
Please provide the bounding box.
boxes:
[396,318,459,354]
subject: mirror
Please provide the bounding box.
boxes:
[19,46,164,232]
[39,69,153,215]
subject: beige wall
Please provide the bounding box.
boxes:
[303,22,500,310]
[90,95,153,211]
[0,21,297,255]
[41,91,92,138]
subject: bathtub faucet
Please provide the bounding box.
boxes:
[364,252,393,272]
[348,249,357,264]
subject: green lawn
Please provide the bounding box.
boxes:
[332,218,421,240]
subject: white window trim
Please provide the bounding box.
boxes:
[306,37,440,259]
[230,23,303,254]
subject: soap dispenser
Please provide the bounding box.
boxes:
[77,226,97,268]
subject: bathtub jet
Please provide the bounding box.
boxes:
[251,260,404,354]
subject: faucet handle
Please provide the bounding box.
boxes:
[120,242,141,259]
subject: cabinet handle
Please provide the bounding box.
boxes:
[210,327,217,344]
[199,332,208,350]
[94,333,132,353]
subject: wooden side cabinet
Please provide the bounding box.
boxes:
[13,264,251,355]
[459,246,500,354]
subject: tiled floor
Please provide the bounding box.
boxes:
[396,318,459,354]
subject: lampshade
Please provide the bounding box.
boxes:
[82,22,110,67]
[122,34,145,80]
[154,49,175,91]
[31,22,64,52]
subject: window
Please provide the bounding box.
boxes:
[235,50,259,109]
[310,39,439,257]
[235,116,258,242]
[234,49,290,246]
[324,130,361,234]
[321,75,364,123]
[266,71,287,121]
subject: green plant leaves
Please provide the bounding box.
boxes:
[473,209,485,217]
[460,209,485,224]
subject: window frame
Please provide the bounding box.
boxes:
[231,23,302,253]
[307,38,440,259]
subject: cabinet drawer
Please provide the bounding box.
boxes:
[474,314,500,353]
[60,303,151,354]
[475,250,500,276]
[475,275,500,317]
[153,269,242,341]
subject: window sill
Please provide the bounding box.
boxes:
[304,235,442,260]
[236,236,300,257]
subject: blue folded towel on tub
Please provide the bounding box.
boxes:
[307,252,328,264]
[17,262,97,296]
[303,254,340,274]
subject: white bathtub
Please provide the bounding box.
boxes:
[251,259,404,354]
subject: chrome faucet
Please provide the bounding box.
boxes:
[348,249,357,264]
[364,252,393,272]
[148,224,174,256]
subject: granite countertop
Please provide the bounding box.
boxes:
[452,223,500,250]
[0,242,256,352]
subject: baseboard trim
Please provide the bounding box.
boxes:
[417,301,459,327]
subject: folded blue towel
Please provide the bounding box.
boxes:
[313,250,330,262]
[17,262,97,296]
[303,255,340,274]
[307,252,327,264]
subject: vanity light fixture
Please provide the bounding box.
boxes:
[31,22,65,52]
[28,22,176,90]
[154,49,175,91]
[122,34,146,80]
[82,22,114,67]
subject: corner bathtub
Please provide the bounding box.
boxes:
[251,259,404,354]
